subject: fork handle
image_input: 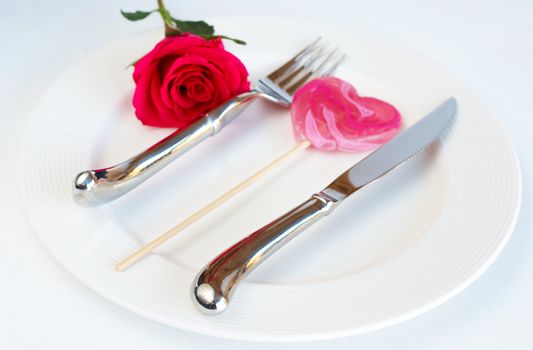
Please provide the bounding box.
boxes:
[191,192,340,314]
[73,90,260,206]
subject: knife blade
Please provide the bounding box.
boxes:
[192,98,457,314]
[322,97,457,201]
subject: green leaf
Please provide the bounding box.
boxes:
[126,56,141,68]
[120,9,157,21]
[198,34,247,45]
[171,18,215,36]
[170,18,246,45]
[213,35,247,45]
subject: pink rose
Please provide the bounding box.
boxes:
[132,34,250,129]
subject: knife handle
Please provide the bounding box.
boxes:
[73,90,260,206]
[191,192,340,314]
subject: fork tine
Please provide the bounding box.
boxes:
[285,47,341,95]
[310,48,339,77]
[320,53,347,77]
[267,37,322,82]
[285,71,313,96]
[259,39,346,102]
[277,45,327,89]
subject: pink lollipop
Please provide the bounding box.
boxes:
[291,76,402,152]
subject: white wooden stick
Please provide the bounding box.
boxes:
[115,140,311,272]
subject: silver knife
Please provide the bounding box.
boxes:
[191,98,457,314]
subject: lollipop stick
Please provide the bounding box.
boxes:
[115,140,311,272]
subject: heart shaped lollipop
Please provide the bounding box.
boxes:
[291,76,401,152]
[116,76,402,271]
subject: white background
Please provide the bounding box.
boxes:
[1,0,531,348]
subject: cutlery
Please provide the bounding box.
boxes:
[73,38,345,206]
[191,98,457,314]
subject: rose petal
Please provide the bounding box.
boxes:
[132,73,158,122]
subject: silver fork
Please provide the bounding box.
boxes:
[73,39,345,206]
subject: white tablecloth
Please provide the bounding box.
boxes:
[1,0,531,348]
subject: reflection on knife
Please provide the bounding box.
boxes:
[191,98,457,314]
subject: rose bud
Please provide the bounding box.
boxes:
[132,34,250,129]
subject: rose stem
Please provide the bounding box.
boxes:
[115,140,311,272]
[156,0,181,37]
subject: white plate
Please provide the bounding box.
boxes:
[18,17,521,341]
